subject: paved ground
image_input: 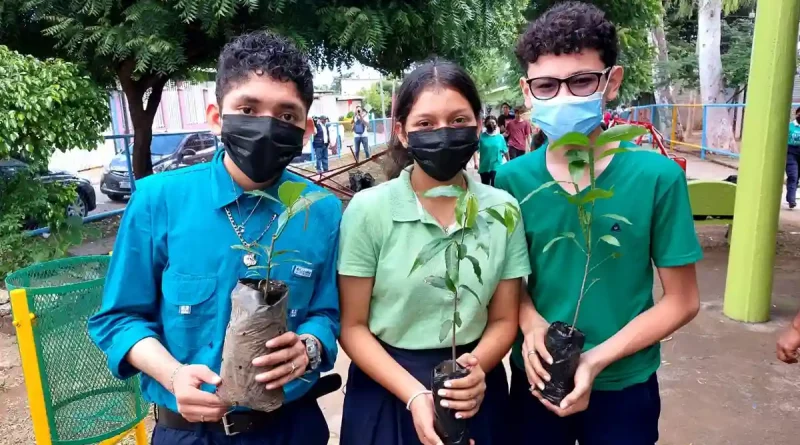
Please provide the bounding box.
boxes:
[3,153,800,444]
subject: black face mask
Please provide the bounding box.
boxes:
[222,114,305,183]
[407,126,479,181]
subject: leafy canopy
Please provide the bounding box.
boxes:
[0,45,109,168]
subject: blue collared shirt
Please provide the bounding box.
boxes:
[89,150,342,412]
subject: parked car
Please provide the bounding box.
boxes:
[0,158,97,219]
[101,132,218,201]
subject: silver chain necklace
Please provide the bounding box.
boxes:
[225,207,277,266]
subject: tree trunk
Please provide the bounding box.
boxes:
[697,0,737,152]
[116,59,170,179]
[650,16,683,140]
[684,90,696,140]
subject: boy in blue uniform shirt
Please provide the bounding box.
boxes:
[785,107,800,209]
[89,32,341,444]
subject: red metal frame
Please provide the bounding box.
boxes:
[609,118,687,172]
[288,149,389,198]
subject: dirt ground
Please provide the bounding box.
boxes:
[2,155,800,444]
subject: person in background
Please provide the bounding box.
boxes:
[496,2,701,444]
[505,105,532,160]
[88,32,341,445]
[313,116,333,175]
[352,106,371,161]
[785,106,800,209]
[497,102,514,143]
[473,115,508,186]
[337,58,530,445]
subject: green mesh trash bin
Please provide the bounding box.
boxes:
[6,256,148,445]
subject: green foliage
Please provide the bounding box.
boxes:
[410,183,520,359]
[529,125,647,330]
[0,46,109,168]
[233,181,328,287]
[358,79,396,118]
[0,46,108,280]
[658,3,757,94]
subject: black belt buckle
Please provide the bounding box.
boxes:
[222,410,240,436]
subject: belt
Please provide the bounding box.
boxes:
[155,406,277,436]
[155,374,342,436]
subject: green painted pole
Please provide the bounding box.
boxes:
[724,0,800,322]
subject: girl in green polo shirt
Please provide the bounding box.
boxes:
[473,115,508,186]
[337,59,531,445]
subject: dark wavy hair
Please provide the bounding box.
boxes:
[215,31,314,110]
[515,1,618,70]
[385,58,482,179]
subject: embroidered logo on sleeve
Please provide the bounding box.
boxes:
[179,305,191,315]
[293,265,313,278]
[611,223,621,232]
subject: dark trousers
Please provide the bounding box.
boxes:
[313,143,329,173]
[508,146,526,160]
[508,364,660,445]
[786,146,800,205]
[479,171,496,186]
[341,340,510,445]
[354,136,370,161]
[151,397,329,445]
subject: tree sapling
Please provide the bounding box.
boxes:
[217,181,328,412]
[519,125,648,405]
[410,185,521,445]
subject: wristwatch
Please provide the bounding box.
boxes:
[302,337,322,372]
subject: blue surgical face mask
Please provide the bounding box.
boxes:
[530,78,610,143]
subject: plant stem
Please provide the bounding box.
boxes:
[452,223,468,370]
[571,148,598,335]
[266,233,278,292]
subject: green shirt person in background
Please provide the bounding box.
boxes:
[472,115,508,186]
[337,59,531,445]
[496,2,702,444]
[784,107,800,209]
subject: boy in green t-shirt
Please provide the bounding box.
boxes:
[495,2,702,443]
[785,107,800,209]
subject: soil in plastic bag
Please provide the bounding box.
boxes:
[540,321,586,406]
[432,360,470,445]
[217,278,288,412]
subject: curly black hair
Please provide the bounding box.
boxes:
[215,31,314,110]
[515,2,618,71]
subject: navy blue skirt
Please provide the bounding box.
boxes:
[340,340,510,445]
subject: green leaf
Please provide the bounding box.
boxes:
[601,214,632,225]
[445,274,457,293]
[439,319,453,343]
[549,132,591,151]
[459,285,481,305]
[503,208,515,236]
[273,249,300,257]
[578,188,614,205]
[519,180,559,205]
[565,149,590,163]
[409,237,451,276]
[597,147,631,160]
[454,311,462,327]
[568,160,586,184]
[231,244,260,255]
[425,276,448,290]
[465,194,479,228]
[595,124,648,146]
[465,255,483,284]
[485,207,505,225]
[445,243,459,285]
[283,258,313,265]
[474,215,491,256]
[455,192,467,226]
[599,234,621,247]
[543,236,568,252]
[278,181,307,206]
[246,190,283,206]
[424,185,464,198]
[457,244,467,260]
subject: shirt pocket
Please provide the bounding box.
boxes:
[161,270,218,359]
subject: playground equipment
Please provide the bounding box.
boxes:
[288,144,388,199]
[6,256,147,445]
[610,117,688,172]
[688,180,737,232]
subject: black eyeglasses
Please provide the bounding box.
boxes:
[526,68,611,100]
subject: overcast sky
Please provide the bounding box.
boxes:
[313,62,382,86]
